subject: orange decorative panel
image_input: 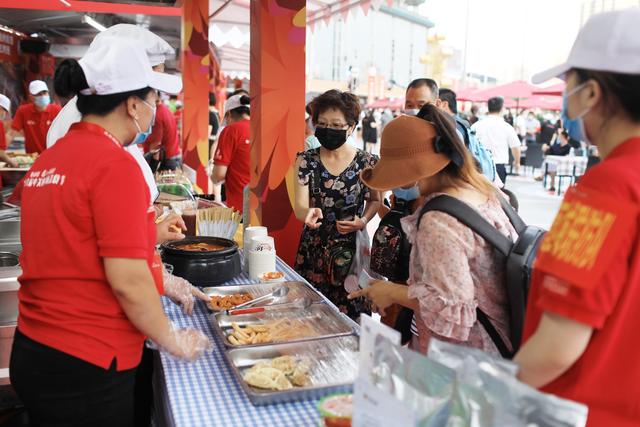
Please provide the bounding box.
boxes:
[250,0,305,266]
[181,0,210,192]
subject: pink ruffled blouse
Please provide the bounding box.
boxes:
[401,193,517,356]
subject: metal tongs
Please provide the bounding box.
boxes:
[224,285,290,315]
[226,297,312,316]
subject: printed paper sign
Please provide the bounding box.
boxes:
[358,314,401,378]
[352,377,417,427]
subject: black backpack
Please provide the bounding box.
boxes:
[370,198,415,344]
[418,195,546,358]
[371,198,413,283]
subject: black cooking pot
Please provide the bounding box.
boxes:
[161,237,241,287]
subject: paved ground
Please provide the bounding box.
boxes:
[504,173,563,230]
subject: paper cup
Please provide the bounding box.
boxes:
[250,236,276,253]
[244,226,268,247]
[248,250,277,280]
[243,226,267,271]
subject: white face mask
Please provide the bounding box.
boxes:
[404,109,420,116]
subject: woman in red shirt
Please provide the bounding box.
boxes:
[514,10,640,426]
[9,39,210,426]
[211,94,251,212]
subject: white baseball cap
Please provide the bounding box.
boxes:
[0,94,10,113]
[532,9,640,84]
[225,94,249,113]
[78,38,182,96]
[92,24,175,66]
[29,80,49,96]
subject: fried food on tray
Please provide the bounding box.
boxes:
[227,320,316,346]
[243,356,312,391]
[228,323,273,345]
[209,293,252,310]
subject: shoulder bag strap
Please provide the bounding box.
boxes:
[309,153,323,209]
[418,195,513,256]
[476,308,513,359]
[497,195,527,234]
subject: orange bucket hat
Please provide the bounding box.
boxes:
[360,115,451,191]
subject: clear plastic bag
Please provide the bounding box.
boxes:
[344,228,385,293]
[428,339,589,427]
[363,336,588,427]
[427,338,519,378]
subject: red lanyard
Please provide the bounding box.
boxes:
[69,122,123,148]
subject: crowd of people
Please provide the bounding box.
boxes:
[2,8,639,427]
[333,86,600,198]
[293,9,640,426]
[0,26,186,198]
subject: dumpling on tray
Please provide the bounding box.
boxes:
[270,356,297,375]
[289,365,311,387]
[243,366,293,391]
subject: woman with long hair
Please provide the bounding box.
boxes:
[350,103,516,355]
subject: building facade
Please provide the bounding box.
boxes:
[307,5,433,97]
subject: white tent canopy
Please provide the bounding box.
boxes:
[209,0,394,78]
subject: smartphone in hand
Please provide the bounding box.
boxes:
[338,204,357,221]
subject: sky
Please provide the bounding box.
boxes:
[418,0,586,84]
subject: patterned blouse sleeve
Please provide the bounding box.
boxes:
[407,212,478,341]
[296,151,311,186]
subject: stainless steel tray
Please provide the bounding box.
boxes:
[225,335,359,405]
[202,281,324,312]
[210,303,355,348]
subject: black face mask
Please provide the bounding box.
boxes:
[315,127,348,151]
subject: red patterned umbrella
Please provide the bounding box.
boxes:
[467,80,539,103]
[455,86,481,102]
[532,82,565,96]
[504,95,562,111]
[367,98,404,109]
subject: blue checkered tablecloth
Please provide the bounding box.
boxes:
[156,252,352,427]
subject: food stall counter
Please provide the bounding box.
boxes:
[155,252,357,427]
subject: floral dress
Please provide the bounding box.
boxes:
[295,148,378,320]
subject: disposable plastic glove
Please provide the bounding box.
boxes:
[163,268,210,316]
[148,323,212,362]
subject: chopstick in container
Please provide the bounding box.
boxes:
[155,211,170,224]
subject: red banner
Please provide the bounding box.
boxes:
[0,27,20,64]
